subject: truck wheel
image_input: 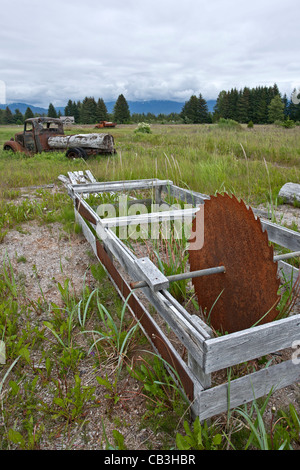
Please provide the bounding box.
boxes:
[78,148,88,159]
[66,147,81,159]
[66,147,86,159]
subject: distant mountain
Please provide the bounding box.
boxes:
[107,99,216,115]
[1,99,216,117]
[0,102,65,115]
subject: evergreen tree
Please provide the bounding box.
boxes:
[72,101,80,123]
[236,88,250,123]
[282,93,289,119]
[95,98,108,121]
[13,108,24,124]
[64,99,73,116]
[80,97,97,124]
[213,83,282,124]
[113,94,130,123]
[48,103,57,118]
[214,90,230,120]
[3,106,14,124]
[227,88,239,120]
[181,94,210,123]
[268,95,284,122]
[24,107,34,120]
[197,94,210,123]
[181,95,199,123]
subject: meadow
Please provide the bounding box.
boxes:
[0,122,299,450]
[0,122,299,204]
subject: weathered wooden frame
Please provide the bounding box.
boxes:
[61,171,300,421]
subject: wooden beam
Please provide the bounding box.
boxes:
[162,183,209,206]
[197,359,300,421]
[204,315,300,373]
[134,257,169,291]
[260,219,300,251]
[70,179,173,194]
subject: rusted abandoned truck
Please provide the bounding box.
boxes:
[3,117,116,158]
[94,120,117,128]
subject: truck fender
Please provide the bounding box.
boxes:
[3,140,29,154]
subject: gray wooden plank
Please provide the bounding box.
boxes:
[85,170,97,183]
[197,359,300,421]
[162,184,209,206]
[278,260,299,286]
[204,315,300,373]
[74,210,97,256]
[260,219,300,251]
[71,179,173,194]
[134,257,169,291]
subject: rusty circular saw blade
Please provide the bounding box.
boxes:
[188,193,281,334]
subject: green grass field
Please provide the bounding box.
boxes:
[0,123,299,204]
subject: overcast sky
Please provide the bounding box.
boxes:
[0,0,299,107]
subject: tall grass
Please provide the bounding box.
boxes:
[0,124,299,204]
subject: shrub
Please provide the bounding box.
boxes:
[274,119,296,129]
[282,119,295,129]
[217,118,242,130]
[134,122,152,134]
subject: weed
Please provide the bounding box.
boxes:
[41,374,96,424]
[176,417,223,450]
[101,418,127,450]
[84,291,139,377]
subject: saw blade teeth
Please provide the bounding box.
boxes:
[189,191,282,334]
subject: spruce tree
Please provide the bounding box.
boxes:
[197,94,210,123]
[236,88,250,123]
[13,108,24,124]
[113,94,130,123]
[80,97,97,124]
[214,91,230,120]
[181,95,198,123]
[48,103,57,118]
[181,94,210,123]
[268,95,284,122]
[72,101,80,123]
[64,99,73,116]
[3,107,14,124]
[282,93,289,119]
[96,98,108,122]
[24,107,34,120]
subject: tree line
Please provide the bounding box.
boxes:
[212,84,300,124]
[0,85,299,125]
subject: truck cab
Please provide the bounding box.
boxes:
[4,117,65,154]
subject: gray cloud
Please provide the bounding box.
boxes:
[1,0,299,107]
